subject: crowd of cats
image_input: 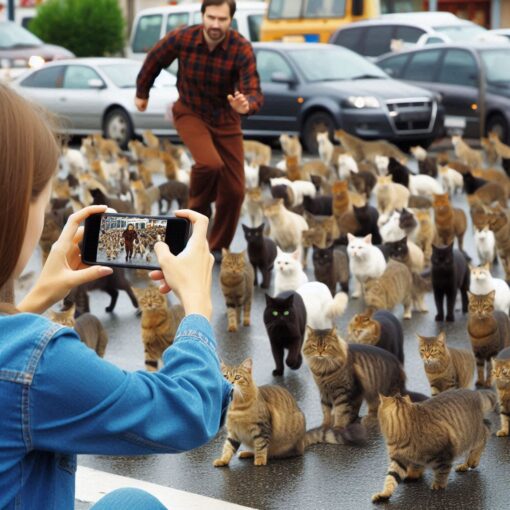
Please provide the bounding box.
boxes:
[38,126,510,503]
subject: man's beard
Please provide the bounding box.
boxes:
[206,27,225,40]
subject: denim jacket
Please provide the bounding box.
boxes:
[0,312,232,510]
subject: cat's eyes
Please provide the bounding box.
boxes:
[283,311,290,316]
[234,375,241,381]
[272,311,279,316]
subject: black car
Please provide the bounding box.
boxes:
[375,43,510,143]
[242,42,444,152]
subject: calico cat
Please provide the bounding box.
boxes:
[242,224,277,289]
[270,177,316,207]
[492,347,510,436]
[49,305,108,358]
[374,175,410,217]
[243,187,264,227]
[451,134,484,168]
[387,157,411,187]
[348,309,404,363]
[220,249,255,332]
[263,292,306,376]
[486,204,510,281]
[258,164,286,186]
[303,327,421,432]
[463,172,507,208]
[363,259,413,319]
[158,179,189,214]
[470,263,510,314]
[312,245,349,294]
[474,226,497,267]
[431,243,470,322]
[132,286,185,371]
[417,331,475,395]
[63,268,139,315]
[373,389,495,502]
[273,248,308,296]
[89,188,134,214]
[270,183,294,209]
[432,193,467,251]
[467,290,510,387]
[214,359,351,467]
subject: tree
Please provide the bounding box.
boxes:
[29,0,126,57]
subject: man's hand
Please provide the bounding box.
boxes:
[227,91,249,115]
[135,97,149,112]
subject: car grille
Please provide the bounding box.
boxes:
[385,98,436,134]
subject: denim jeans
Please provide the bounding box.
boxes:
[91,488,167,509]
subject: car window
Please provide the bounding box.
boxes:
[364,26,395,57]
[63,66,103,89]
[132,14,162,53]
[256,50,293,83]
[20,65,64,88]
[304,0,346,18]
[231,18,239,31]
[331,27,365,53]
[377,53,409,78]
[193,12,202,24]
[424,36,445,44]
[402,49,441,82]
[166,13,189,32]
[437,49,478,87]
[395,26,424,43]
[268,0,302,19]
[248,14,263,41]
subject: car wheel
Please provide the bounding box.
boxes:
[103,108,134,149]
[486,113,509,144]
[302,111,335,154]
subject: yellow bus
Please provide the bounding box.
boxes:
[261,0,382,43]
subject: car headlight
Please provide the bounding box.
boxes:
[345,96,381,109]
[28,55,45,69]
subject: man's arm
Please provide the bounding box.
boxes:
[236,42,263,116]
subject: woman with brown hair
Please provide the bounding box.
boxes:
[122,223,138,261]
[0,85,231,509]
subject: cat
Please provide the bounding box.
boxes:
[270,183,294,209]
[337,153,358,180]
[399,208,418,237]
[348,309,404,363]
[131,179,160,215]
[486,204,510,281]
[410,145,438,177]
[158,180,189,214]
[347,233,387,299]
[470,263,510,314]
[302,227,327,251]
[220,249,255,332]
[352,204,382,245]
[142,129,160,149]
[214,359,353,467]
[262,199,308,253]
[296,282,348,329]
[491,347,510,436]
[463,172,507,208]
[408,195,432,209]
[350,168,377,199]
[489,130,510,159]
[63,268,139,315]
[49,305,108,358]
[332,179,352,217]
[242,223,277,289]
[432,193,467,252]
[363,260,413,319]
[408,174,444,198]
[89,187,134,214]
[244,162,260,189]
[132,286,185,371]
[312,245,349,295]
[431,243,470,322]
[304,212,340,246]
[316,131,334,167]
[451,134,484,168]
[385,236,425,275]
[273,247,308,296]
[263,292,306,376]
[258,164,286,185]
[374,175,410,217]
[303,327,422,433]
[417,331,475,395]
[380,210,406,243]
[373,389,495,502]
[439,165,464,196]
[279,134,302,163]
[474,226,497,267]
[467,290,510,387]
[387,157,411,187]
[302,194,333,216]
[481,136,499,166]
[243,140,272,166]
[269,177,316,207]
[411,208,435,265]
[243,187,264,227]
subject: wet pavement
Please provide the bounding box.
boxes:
[18,150,510,510]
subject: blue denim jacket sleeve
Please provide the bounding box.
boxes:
[29,314,232,455]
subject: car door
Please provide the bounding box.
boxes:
[61,65,109,130]
[242,49,302,135]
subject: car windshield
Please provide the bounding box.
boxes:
[99,63,176,88]
[480,49,510,84]
[433,24,487,42]
[289,47,388,82]
[0,22,43,49]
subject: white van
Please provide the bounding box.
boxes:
[127,1,266,60]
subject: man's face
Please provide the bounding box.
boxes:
[202,3,232,42]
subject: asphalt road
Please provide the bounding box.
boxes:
[19,150,510,510]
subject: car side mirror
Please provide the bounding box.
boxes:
[88,78,105,89]
[271,72,296,85]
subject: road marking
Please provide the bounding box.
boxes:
[76,466,256,510]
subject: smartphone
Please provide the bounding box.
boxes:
[82,212,191,270]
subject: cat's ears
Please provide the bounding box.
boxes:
[347,233,355,243]
[222,248,230,257]
[292,248,301,261]
[437,331,446,344]
[363,234,372,244]
[241,358,253,373]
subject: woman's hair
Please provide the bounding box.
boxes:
[201,0,236,17]
[0,85,60,289]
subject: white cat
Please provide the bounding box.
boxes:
[408,174,443,198]
[317,132,334,166]
[273,247,308,296]
[270,177,316,207]
[296,281,348,329]
[244,162,259,188]
[380,210,407,243]
[347,233,387,298]
[338,153,358,180]
[439,165,464,196]
[474,226,497,267]
[375,155,389,175]
[470,264,510,314]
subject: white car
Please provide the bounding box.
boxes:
[11,57,178,147]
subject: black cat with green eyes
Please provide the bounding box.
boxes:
[263,292,307,376]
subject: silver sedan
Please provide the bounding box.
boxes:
[11,57,178,147]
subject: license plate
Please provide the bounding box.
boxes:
[444,116,466,129]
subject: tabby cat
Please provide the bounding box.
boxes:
[432,193,467,251]
[214,359,347,467]
[312,245,349,294]
[220,250,255,332]
[242,224,277,289]
[467,290,510,387]
[463,172,507,208]
[133,286,185,371]
[417,331,475,395]
[49,305,108,358]
[373,389,495,502]
[304,211,340,246]
[412,208,434,265]
[451,134,484,168]
[486,204,510,281]
[492,347,510,436]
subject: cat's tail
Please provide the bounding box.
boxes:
[477,389,497,414]
[304,424,367,447]
[327,292,349,319]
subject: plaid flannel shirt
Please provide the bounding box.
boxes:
[136,24,263,126]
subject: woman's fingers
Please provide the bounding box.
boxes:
[174,209,209,244]
[73,226,84,244]
[60,205,108,244]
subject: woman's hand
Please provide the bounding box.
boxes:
[150,210,214,320]
[18,205,113,314]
